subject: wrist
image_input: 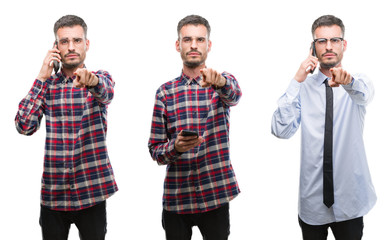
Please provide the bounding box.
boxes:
[294,76,305,83]
[87,75,99,88]
[92,75,99,87]
[37,74,49,82]
[216,75,227,89]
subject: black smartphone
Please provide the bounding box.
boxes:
[181,130,199,137]
[310,42,316,74]
[53,42,60,74]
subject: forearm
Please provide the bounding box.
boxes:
[15,79,46,135]
[148,91,180,165]
[148,138,180,165]
[88,70,114,105]
[271,79,301,139]
[215,72,242,107]
[342,73,374,106]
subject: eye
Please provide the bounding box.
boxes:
[316,39,327,44]
[182,37,191,43]
[59,39,69,45]
[74,38,83,43]
[330,38,341,44]
[197,38,205,43]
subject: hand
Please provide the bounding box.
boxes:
[37,45,61,81]
[294,47,318,83]
[73,68,99,88]
[200,68,226,88]
[174,130,204,153]
[328,67,352,87]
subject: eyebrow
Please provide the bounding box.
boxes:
[61,36,83,39]
[181,36,206,40]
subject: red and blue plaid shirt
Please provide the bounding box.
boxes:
[148,71,241,214]
[15,69,118,211]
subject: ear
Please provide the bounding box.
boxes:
[343,39,347,52]
[207,40,212,53]
[85,39,90,51]
[175,40,180,52]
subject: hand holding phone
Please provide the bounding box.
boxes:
[294,45,319,83]
[37,43,61,81]
[175,130,203,153]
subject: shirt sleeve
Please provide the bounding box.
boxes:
[15,79,47,136]
[89,70,115,106]
[214,72,242,107]
[148,87,181,165]
[342,73,374,106]
[271,78,302,139]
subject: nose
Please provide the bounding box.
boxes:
[191,39,197,49]
[68,41,75,51]
[326,40,333,50]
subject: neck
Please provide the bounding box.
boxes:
[319,67,332,78]
[182,64,205,79]
[62,63,84,78]
[319,63,342,78]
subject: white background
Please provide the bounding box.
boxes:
[1,0,391,239]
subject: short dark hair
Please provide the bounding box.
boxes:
[54,15,88,38]
[177,15,211,39]
[311,15,345,38]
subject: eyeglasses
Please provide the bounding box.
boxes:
[313,37,344,46]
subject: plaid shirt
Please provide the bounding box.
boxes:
[148,71,241,214]
[15,69,118,211]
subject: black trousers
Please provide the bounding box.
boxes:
[299,216,364,240]
[162,204,230,240]
[39,201,107,240]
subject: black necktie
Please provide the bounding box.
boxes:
[323,79,334,208]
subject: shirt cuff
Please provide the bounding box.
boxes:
[342,77,355,90]
[165,139,181,163]
[87,77,103,93]
[213,75,231,94]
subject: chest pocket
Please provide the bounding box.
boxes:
[45,83,85,122]
[166,85,211,135]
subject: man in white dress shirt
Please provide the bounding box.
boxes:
[271,15,376,240]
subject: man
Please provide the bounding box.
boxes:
[148,15,241,240]
[15,15,117,240]
[271,15,376,240]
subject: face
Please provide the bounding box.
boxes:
[313,25,347,69]
[176,24,211,68]
[56,25,89,69]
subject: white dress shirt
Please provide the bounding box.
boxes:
[271,69,377,225]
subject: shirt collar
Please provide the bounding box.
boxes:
[180,71,203,86]
[54,65,87,84]
[314,69,330,86]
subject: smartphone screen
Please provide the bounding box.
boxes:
[181,130,199,138]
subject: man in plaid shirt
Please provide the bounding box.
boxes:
[148,15,241,240]
[15,15,117,240]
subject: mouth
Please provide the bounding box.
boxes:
[65,53,80,59]
[187,51,201,57]
[322,52,337,58]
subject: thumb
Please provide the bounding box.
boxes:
[330,68,336,79]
